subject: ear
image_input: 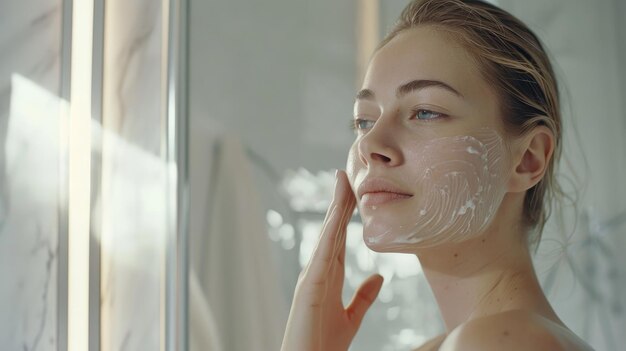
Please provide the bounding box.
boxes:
[508,125,555,193]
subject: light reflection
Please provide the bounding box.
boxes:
[279,223,296,250]
[394,328,426,348]
[266,209,284,228]
[386,306,400,321]
[282,168,335,212]
[6,74,65,208]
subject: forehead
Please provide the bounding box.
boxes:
[363,26,494,104]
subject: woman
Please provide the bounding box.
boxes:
[281,0,594,350]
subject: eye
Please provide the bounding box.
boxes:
[413,109,446,121]
[350,118,375,133]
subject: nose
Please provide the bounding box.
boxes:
[357,119,403,167]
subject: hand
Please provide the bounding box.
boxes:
[281,170,385,351]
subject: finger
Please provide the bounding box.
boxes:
[331,171,356,267]
[345,274,384,327]
[328,172,356,285]
[302,170,353,281]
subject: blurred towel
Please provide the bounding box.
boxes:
[190,269,223,351]
[193,135,287,351]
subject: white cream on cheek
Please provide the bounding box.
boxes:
[354,128,510,251]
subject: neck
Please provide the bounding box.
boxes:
[415,221,558,332]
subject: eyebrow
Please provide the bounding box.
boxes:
[355,79,463,101]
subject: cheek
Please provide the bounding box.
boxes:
[362,129,510,251]
[418,137,496,187]
[415,132,509,227]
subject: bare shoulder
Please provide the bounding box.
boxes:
[412,334,446,351]
[438,310,594,351]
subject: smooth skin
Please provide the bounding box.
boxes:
[282,25,594,351]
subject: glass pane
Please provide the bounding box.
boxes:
[98,1,168,350]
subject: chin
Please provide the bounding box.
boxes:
[361,219,480,253]
[361,222,425,254]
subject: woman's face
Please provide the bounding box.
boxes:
[347,26,512,252]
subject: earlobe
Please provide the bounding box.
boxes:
[508,126,554,193]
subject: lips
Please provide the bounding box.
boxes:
[361,192,412,206]
[357,177,413,207]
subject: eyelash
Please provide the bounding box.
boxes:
[350,108,447,133]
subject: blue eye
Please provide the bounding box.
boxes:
[351,118,375,132]
[414,109,444,120]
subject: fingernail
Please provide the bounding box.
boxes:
[335,169,339,178]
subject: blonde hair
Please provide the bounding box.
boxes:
[379,0,563,248]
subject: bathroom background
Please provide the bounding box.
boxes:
[1,0,625,350]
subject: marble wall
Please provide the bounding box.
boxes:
[0,1,63,350]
